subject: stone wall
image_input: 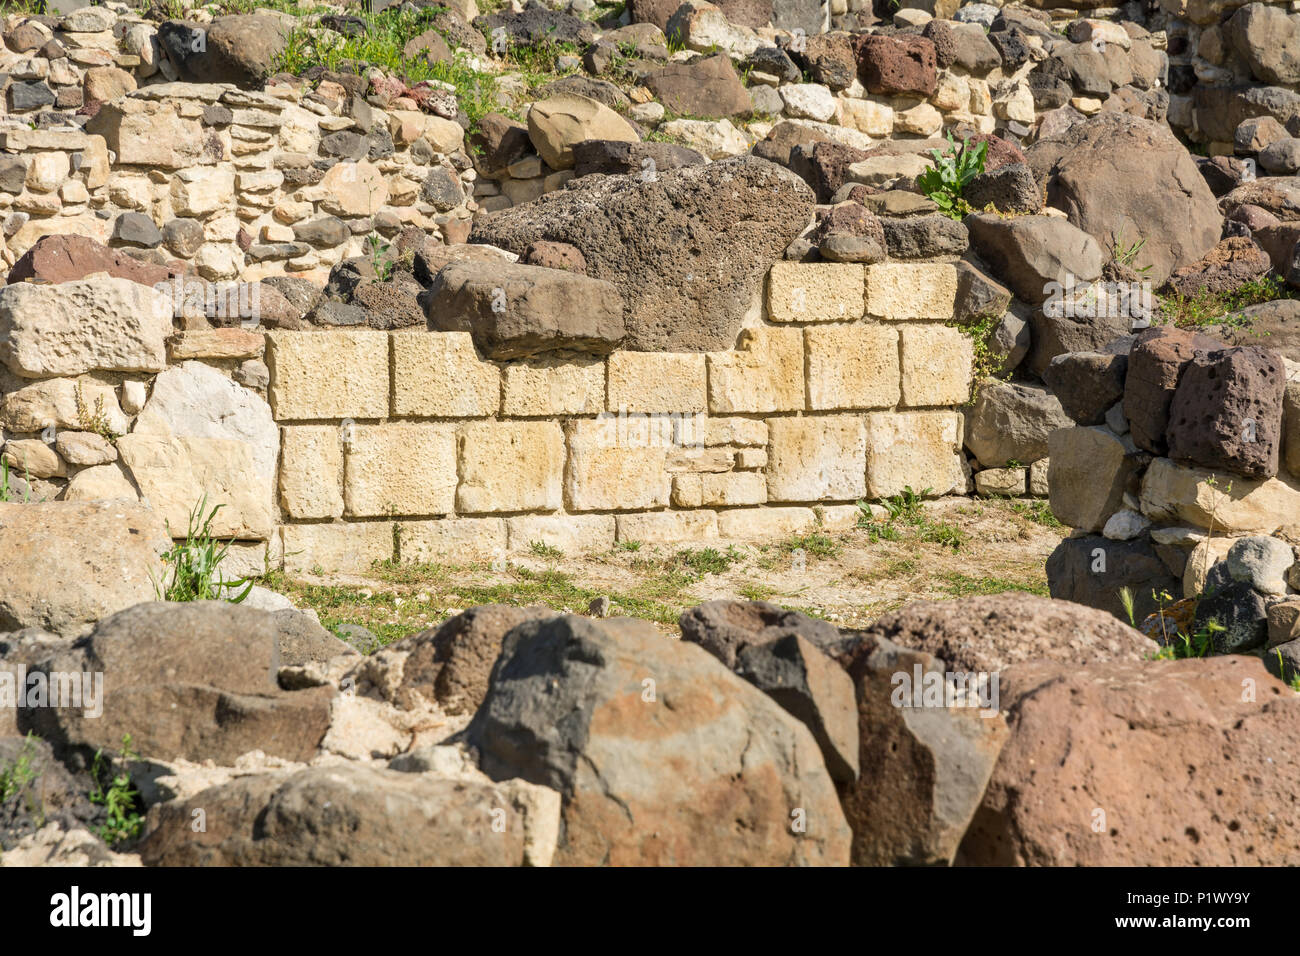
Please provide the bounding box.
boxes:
[267,259,974,572]
[0,249,985,575]
[0,0,1281,233]
[0,14,475,282]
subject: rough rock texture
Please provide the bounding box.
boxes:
[963,162,1044,214]
[1046,535,1182,623]
[470,156,814,351]
[572,139,706,178]
[963,380,1072,467]
[679,599,841,668]
[424,261,624,358]
[526,93,639,170]
[466,615,851,865]
[1224,3,1300,85]
[857,594,1158,673]
[0,734,101,848]
[1163,236,1272,297]
[831,632,1008,866]
[0,501,169,636]
[1027,112,1222,284]
[0,822,138,868]
[1166,346,1287,479]
[791,140,872,203]
[852,34,938,96]
[139,764,533,866]
[1047,425,1146,533]
[24,602,334,767]
[520,239,587,273]
[383,604,554,715]
[1026,294,1134,379]
[676,605,855,781]
[954,261,1012,324]
[958,656,1300,865]
[8,234,173,286]
[132,359,278,485]
[1210,299,1300,363]
[159,15,289,85]
[1042,350,1128,425]
[0,277,173,378]
[735,633,859,784]
[1124,326,1226,455]
[1228,535,1295,596]
[644,53,752,118]
[965,213,1103,304]
[475,6,595,46]
[1194,580,1269,653]
[1139,456,1300,535]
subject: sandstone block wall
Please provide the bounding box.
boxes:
[266,260,974,572]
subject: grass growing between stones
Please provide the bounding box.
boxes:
[263,498,1064,647]
[936,571,1049,598]
[1160,274,1298,329]
[273,7,502,125]
[155,498,253,603]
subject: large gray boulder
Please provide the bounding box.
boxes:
[963,380,1073,468]
[422,261,626,358]
[466,614,851,865]
[470,155,815,351]
[735,633,859,785]
[138,764,537,866]
[156,15,289,85]
[965,213,1104,304]
[22,602,335,768]
[1046,535,1181,623]
[1028,112,1222,284]
[1224,3,1300,86]
[679,600,857,784]
[1047,425,1146,532]
[679,598,841,668]
[856,593,1158,672]
[830,631,1008,866]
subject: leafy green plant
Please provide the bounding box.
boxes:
[949,310,1010,400]
[882,486,931,523]
[88,735,145,847]
[528,540,563,559]
[1005,498,1062,528]
[0,459,16,503]
[0,733,39,804]
[856,487,966,549]
[155,496,253,603]
[365,231,394,281]
[917,132,988,219]
[273,8,500,127]
[918,520,967,549]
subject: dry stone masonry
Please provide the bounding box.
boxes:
[1,0,1299,874]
